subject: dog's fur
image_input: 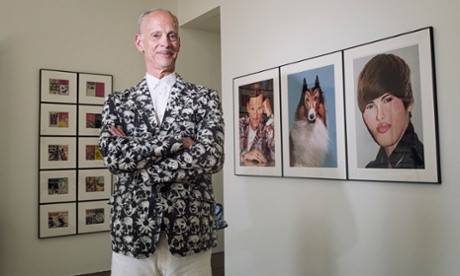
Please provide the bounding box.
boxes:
[290,76,329,167]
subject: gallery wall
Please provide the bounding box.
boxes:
[221,0,460,275]
[0,1,177,275]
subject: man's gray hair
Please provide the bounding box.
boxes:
[137,8,179,34]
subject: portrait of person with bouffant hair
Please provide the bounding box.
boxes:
[356,53,424,169]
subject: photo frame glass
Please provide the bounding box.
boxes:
[78,137,105,168]
[344,27,440,183]
[233,68,282,176]
[40,170,77,203]
[280,51,347,179]
[78,73,112,105]
[40,137,77,169]
[77,200,111,234]
[78,105,103,136]
[40,103,77,136]
[78,169,112,200]
[40,70,77,103]
[39,203,77,238]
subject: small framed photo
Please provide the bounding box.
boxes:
[40,70,77,103]
[233,68,282,176]
[280,51,347,179]
[78,137,104,168]
[78,73,112,105]
[39,203,76,238]
[39,170,77,203]
[344,27,440,183]
[40,103,77,136]
[79,105,103,136]
[78,169,112,200]
[77,200,110,234]
[40,137,77,169]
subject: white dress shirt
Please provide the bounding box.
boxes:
[146,73,176,125]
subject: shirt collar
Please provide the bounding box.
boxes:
[146,72,176,90]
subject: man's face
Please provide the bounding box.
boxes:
[135,11,181,78]
[362,92,413,155]
[246,94,264,130]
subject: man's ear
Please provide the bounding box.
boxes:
[407,98,414,113]
[134,34,144,53]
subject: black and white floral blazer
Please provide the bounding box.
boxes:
[98,75,225,258]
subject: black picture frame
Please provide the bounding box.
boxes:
[343,27,440,183]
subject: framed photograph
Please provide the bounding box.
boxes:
[40,137,77,169]
[40,70,77,103]
[39,202,77,238]
[78,73,112,105]
[78,137,104,168]
[79,105,103,136]
[280,51,347,179]
[77,200,110,234]
[233,68,282,176]
[344,27,440,183]
[40,103,77,136]
[78,169,112,200]
[39,170,77,203]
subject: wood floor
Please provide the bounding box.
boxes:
[211,252,224,276]
[79,252,224,276]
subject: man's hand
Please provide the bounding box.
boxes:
[110,126,127,137]
[242,150,267,164]
[182,137,197,149]
[263,98,273,118]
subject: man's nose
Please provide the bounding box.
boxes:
[376,107,384,120]
[160,35,171,46]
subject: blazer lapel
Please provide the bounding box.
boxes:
[133,78,160,133]
[159,75,184,135]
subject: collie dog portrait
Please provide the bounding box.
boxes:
[290,76,329,167]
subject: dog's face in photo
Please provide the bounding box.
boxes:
[295,76,327,126]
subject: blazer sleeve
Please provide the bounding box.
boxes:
[140,88,225,185]
[98,91,183,175]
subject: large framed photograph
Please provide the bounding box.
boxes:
[78,137,104,168]
[40,70,77,104]
[78,105,103,136]
[280,51,347,179]
[40,137,77,169]
[39,170,77,203]
[40,103,77,136]
[78,73,112,105]
[344,27,440,183]
[233,68,282,176]
[78,169,112,200]
[39,203,77,238]
[77,200,110,234]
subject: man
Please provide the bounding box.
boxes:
[239,83,275,165]
[98,8,225,275]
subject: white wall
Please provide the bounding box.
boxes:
[221,1,460,276]
[178,0,219,26]
[0,1,177,275]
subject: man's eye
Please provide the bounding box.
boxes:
[383,97,393,103]
[169,33,178,40]
[365,104,374,110]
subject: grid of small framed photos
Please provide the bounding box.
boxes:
[39,69,113,238]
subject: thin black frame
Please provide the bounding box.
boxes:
[77,200,111,234]
[233,68,282,177]
[343,27,440,183]
[39,203,77,238]
[280,51,347,180]
[39,69,113,238]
